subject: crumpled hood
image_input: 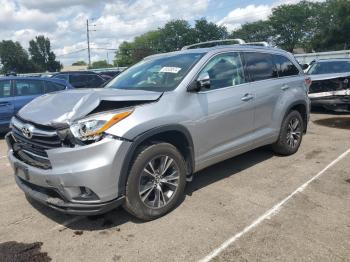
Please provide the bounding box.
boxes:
[18,88,162,126]
[309,72,350,81]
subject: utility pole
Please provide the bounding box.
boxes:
[86,19,96,67]
[86,20,91,67]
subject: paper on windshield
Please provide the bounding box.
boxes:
[159,67,182,73]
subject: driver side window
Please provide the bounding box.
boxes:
[200,52,246,90]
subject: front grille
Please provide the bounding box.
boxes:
[9,117,62,169]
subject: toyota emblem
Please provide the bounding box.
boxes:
[21,125,33,139]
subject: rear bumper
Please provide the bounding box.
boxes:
[16,176,125,215]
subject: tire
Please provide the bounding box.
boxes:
[123,142,187,220]
[272,110,304,156]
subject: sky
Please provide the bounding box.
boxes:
[0,0,305,66]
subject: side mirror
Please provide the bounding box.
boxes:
[187,72,211,92]
[301,64,309,70]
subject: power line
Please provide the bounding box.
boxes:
[56,48,87,58]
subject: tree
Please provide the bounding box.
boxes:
[158,20,193,52]
[29,35,62,72]
[269,1,321,52]
[90,60,113,69]
[0,40,32,74]
[72,60,87,66]
[312,0,350,51]
[230,20,273,44]
[193,18,228,43]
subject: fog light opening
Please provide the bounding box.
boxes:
[73,187,99,201]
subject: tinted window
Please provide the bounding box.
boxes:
[45,81,66,93]
[53,74,69,81]
[15,80,44,96]
[0,80,12,98]
[70,74,90,88]
[273,55,300,77]
[199,52,246,90]
[243,52,277,82]
[89,75,104,87]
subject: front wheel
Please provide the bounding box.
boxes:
[272,110,304,155]
[123,142,187,220]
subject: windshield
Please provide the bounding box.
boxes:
[307,60,350,75]
[106,53,204,92]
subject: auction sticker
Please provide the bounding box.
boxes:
[160,67,182,73]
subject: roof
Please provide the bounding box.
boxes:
[144,44,288,61]
[313,58,350,63]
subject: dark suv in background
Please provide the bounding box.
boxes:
[52,71,106,88]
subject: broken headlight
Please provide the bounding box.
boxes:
[70,109,133,141]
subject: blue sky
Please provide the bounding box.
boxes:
[0,0,302,65]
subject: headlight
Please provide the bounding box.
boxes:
[70,109,133,141]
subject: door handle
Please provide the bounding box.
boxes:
[241,93,254,102]
[281,85,290,91]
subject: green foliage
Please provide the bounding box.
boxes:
[114,19,228,66]
[0,40,32,74]
[90,60,113,69]
[269,1,322,52]
[312,0,350,51]
[29,35,62,72]
[230,20,273,43]
[72,60,87,66]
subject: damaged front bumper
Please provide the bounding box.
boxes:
[6,134,132,215]
[310,96,350,112]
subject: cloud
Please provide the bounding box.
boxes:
[218,0,325,31]
[218,4,271,30]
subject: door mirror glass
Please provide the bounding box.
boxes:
[300,63,309,70]
[197,72,211,89]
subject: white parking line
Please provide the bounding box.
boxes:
[0,155,7,159]
[199,148,350,262]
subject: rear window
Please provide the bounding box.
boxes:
[273,55,300,77]
[243,52,277,82]
[0,80,12,98]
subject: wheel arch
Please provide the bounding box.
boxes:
[118,124,195,195]
[284,100,309,133]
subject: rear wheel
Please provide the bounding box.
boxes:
[123,142,186,220]
[272,110,304,155]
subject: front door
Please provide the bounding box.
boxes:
[190,52,255,166]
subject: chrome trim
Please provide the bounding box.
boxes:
[11,117,57,137]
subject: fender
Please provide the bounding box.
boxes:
[117,124,195,195]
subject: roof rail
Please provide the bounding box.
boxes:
[243,42,270,47]
[181,39,246,50]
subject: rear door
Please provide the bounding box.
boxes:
[242,52,281,142]
[0,79,14,129]
[13,79,44,114]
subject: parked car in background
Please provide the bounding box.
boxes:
[52,71,106,88]
[97,70,121,79]
[6,40,310,220]
[0,77,73,133]
[306,59,350,112]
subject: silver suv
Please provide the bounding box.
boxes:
[6,41,310,220]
